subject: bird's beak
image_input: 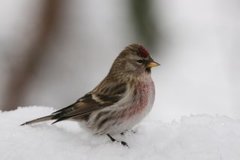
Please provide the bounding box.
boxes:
[146,60,160,68]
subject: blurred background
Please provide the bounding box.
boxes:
[0,0,239,122]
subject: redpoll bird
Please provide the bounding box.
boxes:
[21,44,160,147]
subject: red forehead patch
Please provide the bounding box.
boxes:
[138,46,149,58]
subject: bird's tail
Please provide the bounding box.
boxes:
[20,115,53,126]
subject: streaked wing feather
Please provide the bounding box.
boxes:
[51,82,127,123]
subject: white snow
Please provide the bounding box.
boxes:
[1,106,240,160]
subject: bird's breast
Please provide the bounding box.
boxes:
[126,77,155,119]
[86,74,155,135]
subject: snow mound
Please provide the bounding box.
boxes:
[1,106,240,160]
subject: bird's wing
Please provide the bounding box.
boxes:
[51,82,127,124]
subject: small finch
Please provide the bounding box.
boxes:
[21,44,160,146]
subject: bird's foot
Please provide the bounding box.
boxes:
[107,134,129,147]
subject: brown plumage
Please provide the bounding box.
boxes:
[21,44,159,146]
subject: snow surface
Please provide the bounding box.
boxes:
[1,106,240,160]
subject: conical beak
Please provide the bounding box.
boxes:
[146,60,160,68]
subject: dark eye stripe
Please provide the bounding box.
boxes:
[137,60,144,64]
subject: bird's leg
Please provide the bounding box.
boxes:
[107,134,129,147]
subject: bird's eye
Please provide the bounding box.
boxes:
[137,60,144,64]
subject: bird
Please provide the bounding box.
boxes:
[21,44,160,147]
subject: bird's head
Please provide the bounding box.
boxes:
[109,44,160,77]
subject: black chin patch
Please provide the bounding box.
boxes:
[146,68,151,73]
